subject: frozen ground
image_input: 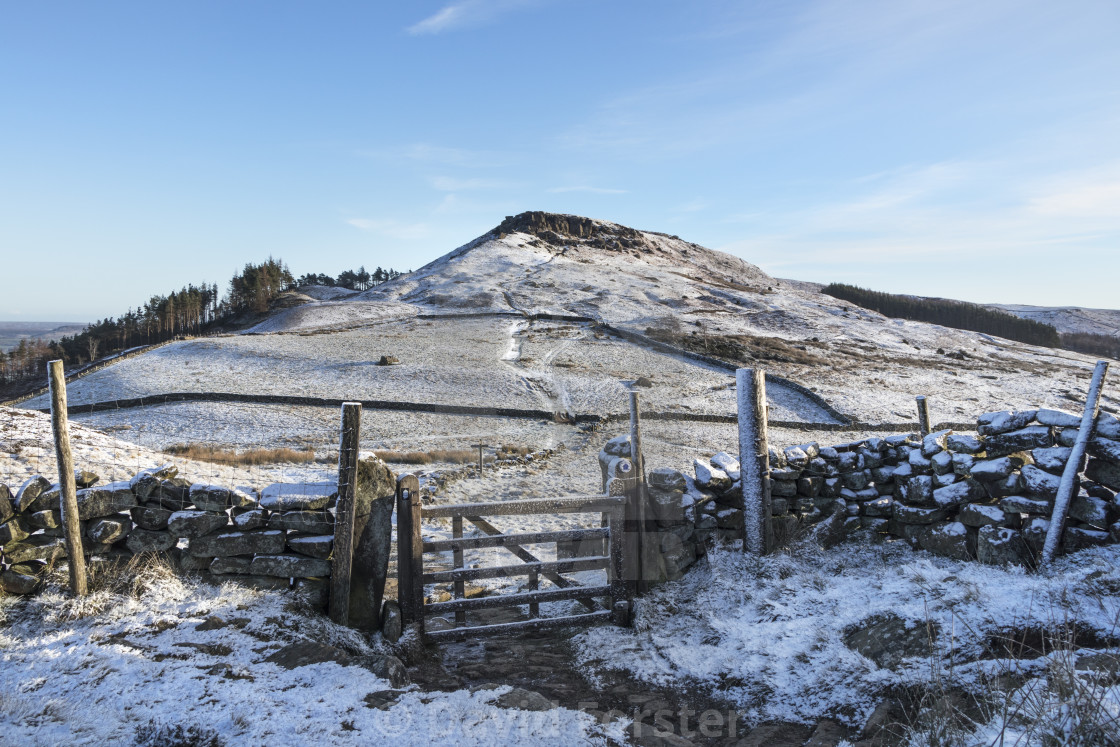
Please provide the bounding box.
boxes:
[576,540,1120,736]
[0,568,623,746]
[0,406,329,494]
[20,317,840,425]
[67,402,573,456]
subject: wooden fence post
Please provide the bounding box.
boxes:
[738,368,773,555]
[608,503,630,626]
[329,402,362,625]
[48,360,86,596]
[916,396,931,437]
[628,391,650,592]
[1042,360,1110,567]
[395,473,424,632]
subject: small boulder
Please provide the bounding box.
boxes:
[977,525,1028,566]
[1001,495,1052,514]
[1069,493,1110,530]
[978,410,1038,436]
[1032,446,1073,474]
[1036,408,1081,428]
[1087,459,1120,492]
[693,460,731,491]
[946,434,983,454]
[918,521,974,561]
[125,529,176,554]
[168,510,229,538]
[15,476,52,513]
[843,613,936,669]
[1021,465,1062,499]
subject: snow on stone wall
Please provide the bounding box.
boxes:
[0,464,336,598]
[646,406,1120,575]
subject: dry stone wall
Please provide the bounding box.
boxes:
[0,463,342,598]
[627,406,1120,578]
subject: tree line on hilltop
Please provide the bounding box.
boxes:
[822,283,1062,348]
[821,283,1120,360]
[0,258,407,391]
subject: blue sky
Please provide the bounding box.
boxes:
[2,0,1118,320]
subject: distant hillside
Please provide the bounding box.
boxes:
[988,304,1120,338]
[821,283,1060,348]
[0,322,86,352]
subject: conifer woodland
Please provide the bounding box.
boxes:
[822,283,1061,347]
[0,259,405,393]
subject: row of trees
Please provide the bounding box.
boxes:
[1061,332,1120,361]
[229,258,295,314]
[0,259,407,390]
[0,338,59,386]
[294,265,402,291]
[822,283,1061,348]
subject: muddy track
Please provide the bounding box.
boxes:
[405,605,849,746]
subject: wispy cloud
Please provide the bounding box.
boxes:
[713,155,1120,305]
[346,218,430,240]
[674,197,707,213]
[1028,169,1120,219]
[358,143,506,168]
[547,185,627,195]
[407,0,538,36]
[431,175,517,191]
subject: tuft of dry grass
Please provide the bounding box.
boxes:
[164,443,315,465]
[374,449,479,465]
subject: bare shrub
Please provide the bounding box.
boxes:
[903,609,1120,746]
[135,720,224,747]
[373,449,479,465]
[163,444,315,465]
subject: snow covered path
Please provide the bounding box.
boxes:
[0,571,623,746]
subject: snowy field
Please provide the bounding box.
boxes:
[0,569,623,746]
[20,317,842,425]
[67,401,574,455]
[575,540,1120,742]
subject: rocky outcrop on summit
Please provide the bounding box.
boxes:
[375,210,774,325]
[493,211,646,248]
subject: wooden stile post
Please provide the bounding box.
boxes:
[1042,360,1110,567]
[916,396,932,437]
[329,402,362,625]
[48,360,87,596]
[395,474,424,631]
[738,368,773,555]
[608,502,630,625]
[452,515,466,626]
[627,391,650,592]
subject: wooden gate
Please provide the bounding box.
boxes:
[395,474,636,641]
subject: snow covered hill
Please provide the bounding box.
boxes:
[989,303,1120,338]
[268,211,1120,423]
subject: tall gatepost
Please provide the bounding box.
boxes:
[738,368,773,555]
[1042,360,1110,567]
[48,360,87,596]
[627,391,651,592]
[329,402,362,625]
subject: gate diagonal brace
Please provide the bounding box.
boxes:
[465,516,604,612]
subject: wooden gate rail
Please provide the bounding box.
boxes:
[423,555,611,583]
[396,480,630,641]
[456,515,603,613]
[420,495,625,517]
[424,527,610,552]
[425,585,613,614]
